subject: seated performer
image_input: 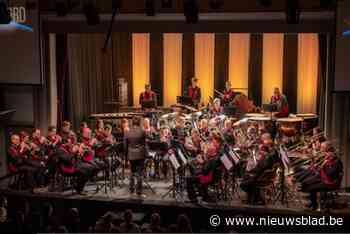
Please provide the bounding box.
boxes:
[171,115,186,143]
[7,134,44,192]
[184,129,203,158]
[143,117,156,140]
[31,128,48,161]
[187,77,201,108]
[60,121,77,144]
[240,133,280,205]
[139,84,157,108]
[186,131,223,203]
[270,87,289,118]
[222,81,236,105]
[209,98,223,117]
[94,119,105,140]
[198,118,210,140]
[299,141,343,210]
[222,119,235,145]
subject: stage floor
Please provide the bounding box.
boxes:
[1,176,350,216]
[2,177,350,232]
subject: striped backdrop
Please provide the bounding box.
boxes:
[128,33,319,114]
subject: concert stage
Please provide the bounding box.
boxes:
[1,178,350,233]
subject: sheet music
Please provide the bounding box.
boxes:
[229,149,240,164]
[177,148,187,165]
[220,154,233,170]
[279,145,290,168]
[169,153,180,170]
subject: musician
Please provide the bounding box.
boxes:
[7,134,43,191]
[143,117,156,140]
[209,98,223,117]
[31,128,47,161]
[139,84,157,108]
[95,124,115,160]
[184,129,203,158]
[78,122,88,142]
[124,117,147,197]
[80,127,105,173]
[299,142,343,210]
[94,119,105,140]
[187,77,201,108]
[171,115,186,143]
[60,121,77,145]
[198,118,210,140]
[222,81,236,105]
[222,119,235,145]
[270,87,289,118]
[240,133,280,205]
[186,131,223,203]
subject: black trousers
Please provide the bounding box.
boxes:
[186,176,209,201]
[240,175,263,204]
[129,159,145,194]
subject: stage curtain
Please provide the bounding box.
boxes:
[67,34,113,129]
[163,33,182,107]
[297,34,319,114]
[248,34,263,106]
[195,33,215,105]
[262,33,284,104]
[229,33,250,95]
[132,33,150,107]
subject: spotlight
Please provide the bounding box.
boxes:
[257,0,272,7]
[145,0,155,16]
[184,0,198,24]
[83,0,100,25]
[0,1,11,24]
[285,0,300,24]
[209,0,223,10]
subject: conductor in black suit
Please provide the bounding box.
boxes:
[124,117,147,197]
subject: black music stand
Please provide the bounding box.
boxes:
[177,96,193,106]
[263,103,278,118]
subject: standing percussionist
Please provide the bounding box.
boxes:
[139,84,157,109]
[271,87,289,118]
[124,117,147,197]
[222,81,235,105]
[187,77,201,108]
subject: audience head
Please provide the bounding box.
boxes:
[123,209,133,224]
[176,214,192,233]
[150,213,161,228]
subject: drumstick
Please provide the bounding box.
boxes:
[214,89,224,97]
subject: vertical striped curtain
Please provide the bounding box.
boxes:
[262,33,284,104]
[163,33,183,107]
[132,33,150,107]
[229,33,250,95]
[195,33,215,105]
[297,34,319,114]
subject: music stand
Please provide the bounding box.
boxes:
[148,141,169,153]
[263,103,278,119]
[177,96,193,106]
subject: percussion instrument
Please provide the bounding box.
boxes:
[90,112,144,119]
[245,113,268,118]
[276,117,303,138]
[296,114,318,134]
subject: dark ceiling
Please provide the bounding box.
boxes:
[38,0,336,14]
